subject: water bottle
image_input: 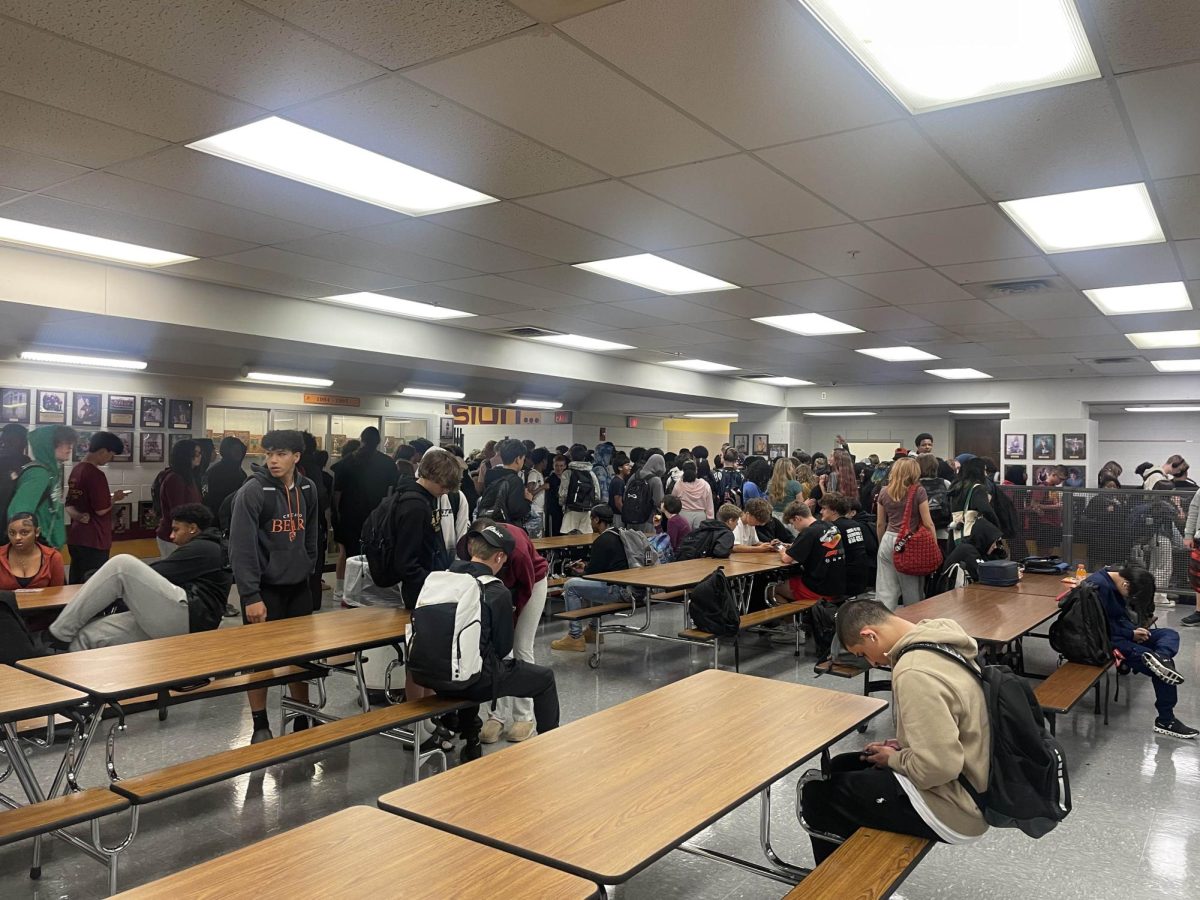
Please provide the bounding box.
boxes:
[1074,562,1086,582]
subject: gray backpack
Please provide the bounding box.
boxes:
[617,528,661,569]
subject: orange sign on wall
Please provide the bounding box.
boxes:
[303,393,360,408]
[445,404,549,426]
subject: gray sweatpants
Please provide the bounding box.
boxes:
[50,555,190,651]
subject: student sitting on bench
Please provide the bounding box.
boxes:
[551,504,625,652]
[774,500,845,602]
[49,503,231,650]
[798,600,989,864]
[730,498,783,554]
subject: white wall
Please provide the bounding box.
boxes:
[1093,412,1200,479]
[458,424,573,454]
[802,415,953,461]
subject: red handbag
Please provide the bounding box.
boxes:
[893,484,943,576]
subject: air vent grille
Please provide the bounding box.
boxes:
[501,327,559,338]
[1092,356,1139,365]
[985,279,1054,295]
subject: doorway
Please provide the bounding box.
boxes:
[954,418,1001,462]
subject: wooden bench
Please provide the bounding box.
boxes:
[650,589,686,602]
[1034,660,1111,735]
[552,601,633,624]
[110,666,315,722]
[783,827,933,899]
[0,788,133,886]
[678,600,814,671]
[814,659,868,678]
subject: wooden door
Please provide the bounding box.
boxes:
[954,417,1001,462]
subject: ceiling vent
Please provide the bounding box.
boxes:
[963,275,1072,300]
[1090,356,1139,365]
[500,326,559,338]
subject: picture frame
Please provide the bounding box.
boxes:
[72,392,102,427]
[73,431,94,463]
[36,389,67,424]
[138,500,158,532]
[752,433,769,456]
[1032,434,1056,460]
[140,432,165,464]
[112,431,134,463]
[107,394,136,427]
[1064,466,1086,488]
[112,503,132,535]
[140,396,165,429]
[1,387,31,424]
[732,433,749,454]
[1032,464,1067,486]
[768,443,788,459]
[439,416,456,442]
[1004,433,1026,460]
[1062,433,1086,460]
[168,433,193,453]
[168,399,193,430]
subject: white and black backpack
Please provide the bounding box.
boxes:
[407,571,499,692]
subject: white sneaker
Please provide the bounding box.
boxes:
[1155,593,1176,608]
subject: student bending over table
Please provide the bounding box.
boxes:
[0,512,65,590]
[49,503,231,650]
[774,500,845,603]
[551,504,625,653]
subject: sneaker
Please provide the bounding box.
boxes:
[250,726,273,745]
[551,635,587,652]
[1155,593,1176,608]
[506,721,535,742]
[223,603,240,618]
[480,718,505,744]
[1181,612,1200,627]
[459,741,482,763]
[582,626,604,645]
[1154,718,1199,740]
[1143,652,1185,686]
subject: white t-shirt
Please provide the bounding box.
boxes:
[733,519,760,547]
[527,469,545,516]
[893,772,983,845]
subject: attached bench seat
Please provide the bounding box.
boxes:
[552,601,633,623]
[783,827,933,900]
[678,600,815,671]
[1034,660,1111,735]
[0,789,129,848]
[813,659,868,678]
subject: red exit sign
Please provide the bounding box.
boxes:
[626,416,639,428]
[553,410,573,424]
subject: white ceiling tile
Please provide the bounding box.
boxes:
[986,336,1134,355]
[0,19,262,142]
[660,240,822,286]
[750,334,843,354]
[381,283,530,317]
[426,202,633,262]
[0,146,87,192]
[919,81,1143,199]
[406,30,734,176]
[759,121,982,220]
[501,265,657,302]
[248,0,532,70]
[1155,176,1200,240]
[560,0,900,148]
[519,181,736,251]
[841,269,971,304]
[683,288,809,319]
[215,247,416,291]
[869,206,1039,267]
[690,317,787,341]
[756,224,923,276]
[905,300,1013,326]
[613,296,737,324]
[937,257,1059,285]
[569,304,668,329]
[273,234,480,283]
[0,93,167,169]
[493,307,618,336]
[442,315,521,332]
[1021,317,1120,338]
[626,155,847,236]
[0,194,254,258]
[507,1,621,23]
[347,220,554,274]
[0,0,384,109]
[1091,0,1200,73]
[831,305,936,332]
[613,323,730,349]
[45,172,321,246]
[433,275,596,310]
[1119,62,1200,179]
[757,279,887,312]
[1179,241,1200,279]
[875,326,959,345]
[915,341,996,358]
[983,291,1097,320]
[1053,244,1182,289]
[286,76,604,200]
[168,258,342,299]
[954,322,1037,341]
[0,187,24,205]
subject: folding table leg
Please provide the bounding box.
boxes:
[759,782,811,879]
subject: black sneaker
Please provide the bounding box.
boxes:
[1154,718,1199,740]
[1181,611,1200,627]
[459,741,482,763]
[1143,652,1185,686]
[223,603,240,618]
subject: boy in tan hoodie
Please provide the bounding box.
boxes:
[799,600,990,864]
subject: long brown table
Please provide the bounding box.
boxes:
[991,573,1072,597]
[531,532,599,552]
[15,584,82,614]
[380,669,887,887]
[115,806,600,899]
[896,587,1060,645]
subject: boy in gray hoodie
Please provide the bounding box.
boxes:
[230,430,318,744]
[559,444,602,534]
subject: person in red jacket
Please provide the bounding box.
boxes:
[0,511,66,590]
[456,517,549,743]
[155,439,202,558]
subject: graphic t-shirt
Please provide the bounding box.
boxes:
[786,521,846,596]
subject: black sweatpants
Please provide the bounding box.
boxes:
[68,545,110,584]
[444,661,560,738]
[800,753,940,865]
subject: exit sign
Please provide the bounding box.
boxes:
[626,416,639,428]
[553,410,573,424]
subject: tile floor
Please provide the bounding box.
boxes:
[3,597,1199,899]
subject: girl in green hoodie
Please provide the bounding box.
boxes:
[7,425,76,549]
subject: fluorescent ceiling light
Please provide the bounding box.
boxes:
[798,0,1100,113]
[0,216,193,267]
[1152,360,1200,373]
[926,368,992,380]
[401,387,466,400]
[19,351,147,371]
[682,412,737,419]
[188,117,497,216]
[857,346,940,362]
[1126,406,1200,413]
[949,408,1010,415]
[748,376,814,387]
[246,371,333,387]
[999,183,1164,253]
[1127,330,1200,350]
[321,292,473,320]
[660,359,740,372]
[530,333,635,352]
[804,411,877,417]
[573,254,736,295]
[1084,282,1192,316]
[513,399,563,410]
[752,313,862,336]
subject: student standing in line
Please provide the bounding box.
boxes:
[333,427,398,564]
[608,452,630,527]
[0,512,65,590]
[545,453,567,537]
[767,457,804,518]
[230,430,319,744]
[7,425,76,551]
[559,444,601,534]
[477,438,534,528]
[522,448,550,538]
[205,436,248,523]
[623,453,666,535]
[875,458,937,609]
[65,432,130,583]
[299,432,332,610]
[551,504,626,652]
[329,438,359,602]
[155,439,202,558]
[671,460,714,528]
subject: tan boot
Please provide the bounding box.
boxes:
[506,721,535,742]
[551,634,587,652]
[479,718,504,744]
[582,626,604,645]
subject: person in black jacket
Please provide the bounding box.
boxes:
[49,504,231,650]
[477,438,533,527]
[409,525,559,762]
[674,504,738,561]
[935,518,1003,588]
[205,436,247,522]
[819,492,872,597]
[299,433,331,611]
[551,504,626,652]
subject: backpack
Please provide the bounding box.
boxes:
[1022,555,1069,574]
[921,477,951,529]
[978,559,1019,587]
[648,531,674,564]
[717,468,744,507]
[564,469,595,512]
[867,462,892,510]
[930,561,972,596]
[476,475,512,523]
[0,462,49,545]
[811,598,869,672]
[1048,582,1111,666]
[617,528,660,569]
[687,568,739,637]
[361,490,431,588]
[621,474,655,525]
[0,590,39,663]
[894,642,1071,839]
[992,486,1019,540]
[407,571,499,691]
[676,524,719,561]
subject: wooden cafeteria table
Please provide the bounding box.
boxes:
[531,532,599,552]
[896,587,1060,646]
[115,806,600,899]
[15,584,81,614]
[380,669,887,888]
[993,573,1072,597]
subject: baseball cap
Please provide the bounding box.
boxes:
[590,504,615,523]
[475,524,515,555]
[893,447,909,460]
[955,452,977,464]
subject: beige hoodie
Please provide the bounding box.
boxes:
[886,618,991,838]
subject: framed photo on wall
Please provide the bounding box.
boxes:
[752,434,769,456]
[112,503,132,535]
[2,387,31,424]
[1064,466,1086,488]
[112,432,134,462]
[138,500,158,531]
[1062,433,1086,460]
[36,389,66,424]
[108,394,136,427]
[140,432,165,463]
[732,433,749,454]
[140,396,165,429]
[768,443,788,459]
[439,416,456,442]
[168,399,193,430]
[1004,433,1026,460]
[73,431,93,463]
[1032,434,1056,460]
[72,392,102,427]
[168,433,192,453]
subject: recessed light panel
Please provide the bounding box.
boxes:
[320,293,474,320]
[1084,282,1192,316]
[189,117,497,216]
[798,0,1100,113]
[0,216,193,267]
[857,346,940,362]
[999,183,1164,253]
[19,351,148,371]
[926,368,992,380]
[805,411,877,417]
[401,387,466,400]
[682,412,738,419]
[1126,331,1200,350]
[660,359,740,372]
[1152,360,1200,373]
[246,371,334,387]
[513,399,563,410]
[530,333,635,351]
[1126,406,1200,413]
[749,376,815,387]
[949,408,1010,414]
[573,254,736,295]
[752,313,862,336]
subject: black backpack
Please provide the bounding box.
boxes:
[718,468,745,506]
[564,468,595,512]
[361,490,431,588]
[1048,581,1111,666]
[676,524,719,561]
[0,591,39,663]
[991,486,1019,540]
[687,568,739,637]
[894,643,1071,839]
[621,474,655,525]
[921,477,951,529]
[476,475,512,523]
[0,462,48,546]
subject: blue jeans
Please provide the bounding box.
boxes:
[1114,628,1181,721]
[563,578,621,638]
